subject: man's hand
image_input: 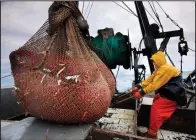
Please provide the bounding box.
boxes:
[132,84,142,93]
[130,86,145,99]
[132,87,139,93]
[132,91,143,99]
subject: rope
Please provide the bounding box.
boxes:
[121,1,138,17]
[86,1,94,20]
[165,51,175,66]
[151,2,157,14]
[1,74,12,79]
[82,1,84,14]
[148,1,164,32]
[84,1,90,18]
[180,55,183,73]
[115,65,120,78]
[137,37,144,61]
[153,2,164,32]
[148,2,156,17]
[144,6,160,26]
[150,1,191,73]
[113,1,137,16]
[188,47,195,52]
[156,1,181,29]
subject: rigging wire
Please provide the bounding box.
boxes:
[135,2,188,75]
[180,55,183,73]
[82,1,85,14]
[137,37,144,61]
[147,2,177,67]
[86,1,94,20]
[148,1,164,32]
[121,1,138,17]
[144,6,160,26]
[1,74,12,79]
[115,65,120,78]
[151,1,163,31]
[136,2,176,71]
[151,1,157,14]
[113,1,137,16]
[151,1,191,70]
[156,1,181,29]
[188,47,195,52]
[165,51,175,66]
[148,2,157,18]
[84,1,90,18]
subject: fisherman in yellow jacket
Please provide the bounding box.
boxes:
[130,50,186,138]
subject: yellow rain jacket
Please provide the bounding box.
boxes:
[140,51,181,94]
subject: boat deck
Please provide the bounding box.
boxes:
[2,108,195,140]
[98,108,137,135]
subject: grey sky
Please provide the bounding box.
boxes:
[1,1,195,90]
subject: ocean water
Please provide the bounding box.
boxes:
[1,69,194,91]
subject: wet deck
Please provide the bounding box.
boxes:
[1,108,195,140]
[138,126,195,140]
[97,108,195,140]
[98,108,136,135]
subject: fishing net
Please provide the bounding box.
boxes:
[9,1,116,123]
[92,32,130,69]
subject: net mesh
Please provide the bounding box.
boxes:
[9,1,116,123]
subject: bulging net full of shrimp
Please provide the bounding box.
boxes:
[9,1,116,123]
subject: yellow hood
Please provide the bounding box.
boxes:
[151,51,167,68]
[141,51,180,94]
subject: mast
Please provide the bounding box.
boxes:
[133,1,184,84]
[134,1,157,73]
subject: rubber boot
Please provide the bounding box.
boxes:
[137,130,157,139]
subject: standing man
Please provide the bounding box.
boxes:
[129,50,187,138]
